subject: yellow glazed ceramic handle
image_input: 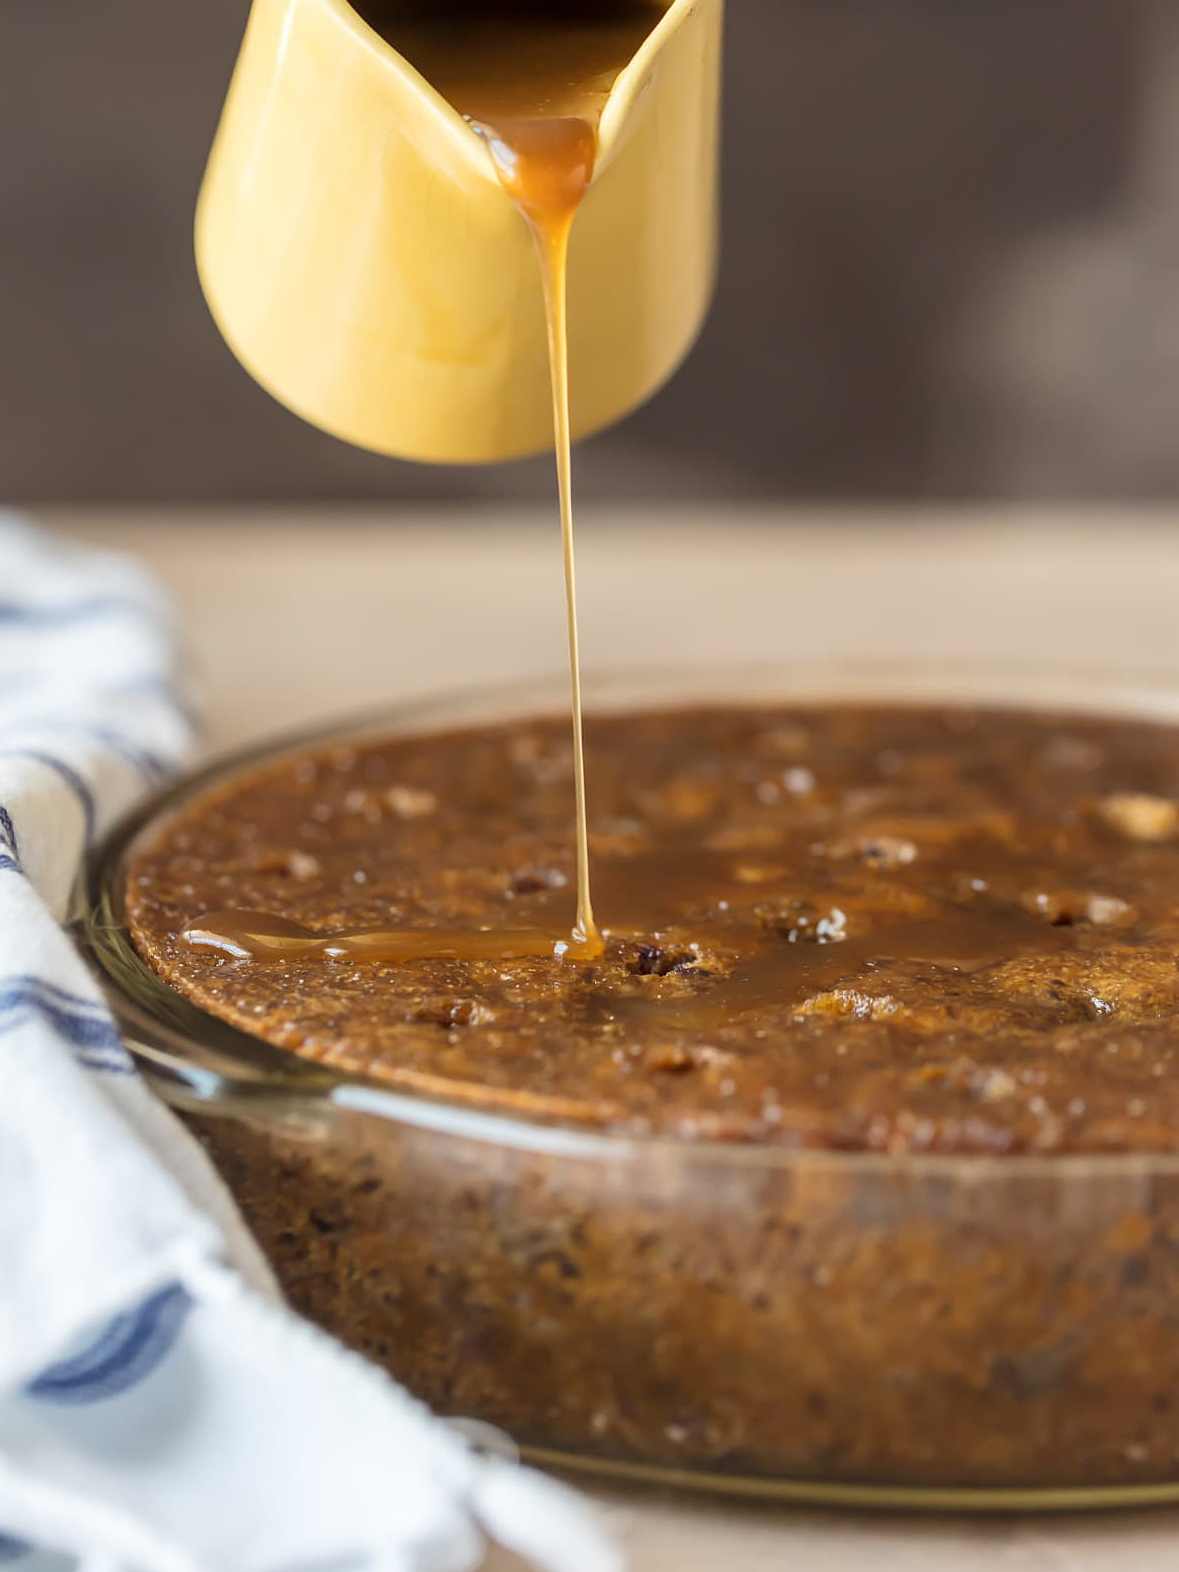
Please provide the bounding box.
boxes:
[194,0,722,465]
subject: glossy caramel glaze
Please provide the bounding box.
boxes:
[126,703,1179,1153]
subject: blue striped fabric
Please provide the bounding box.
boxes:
[28,1283,192,1405]
[0,977,134,1073]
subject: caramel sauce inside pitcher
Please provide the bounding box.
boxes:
[185,1,665,966]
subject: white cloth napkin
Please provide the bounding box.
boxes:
[0,515,619,1572]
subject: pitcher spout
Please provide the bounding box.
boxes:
[195,0,722,464]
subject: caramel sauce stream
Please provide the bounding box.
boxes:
[476,115,601,951]
[421,4,664,954]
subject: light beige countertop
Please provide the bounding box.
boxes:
[52,505,1179,1570]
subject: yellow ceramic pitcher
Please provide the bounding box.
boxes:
[195,0,722,465]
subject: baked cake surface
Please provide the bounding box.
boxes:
[127,703,1179,1152]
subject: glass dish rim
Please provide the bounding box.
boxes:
[76,654,1179,1178]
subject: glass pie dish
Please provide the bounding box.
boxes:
[75,662,1179,1511]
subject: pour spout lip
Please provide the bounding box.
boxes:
[596,0,705,175]
[319,0,706,187]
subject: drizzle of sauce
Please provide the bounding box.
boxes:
[184,911,598,963]
[183,837,1083,1020]
[485,118,599,952]
[347,0,665,957]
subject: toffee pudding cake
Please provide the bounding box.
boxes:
[124,703,1179,1489]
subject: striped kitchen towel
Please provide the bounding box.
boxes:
[0,515,617,1572]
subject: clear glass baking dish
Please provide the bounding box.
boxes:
[74,662,1179,1511]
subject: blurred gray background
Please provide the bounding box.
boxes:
[3,0,1176,503]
